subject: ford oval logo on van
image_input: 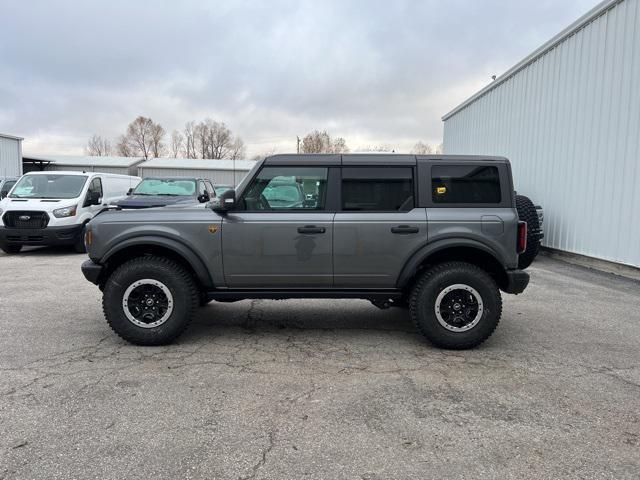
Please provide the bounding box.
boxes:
[19,215,31,221]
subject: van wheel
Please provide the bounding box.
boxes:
[409,262,502,349]
[102,256,199,345]
[73,224,87,253]
[1,244,22,254]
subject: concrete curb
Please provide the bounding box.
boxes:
[539,247,640,282]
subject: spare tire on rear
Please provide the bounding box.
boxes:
[515,194,541,269]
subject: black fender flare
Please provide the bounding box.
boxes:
[396,238,505,289]
[102,235,213,288]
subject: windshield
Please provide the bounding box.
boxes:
[133,178,196,196]
[10,174,88,199]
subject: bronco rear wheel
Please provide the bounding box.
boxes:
[102,255,199,345]
[410,262,502,349]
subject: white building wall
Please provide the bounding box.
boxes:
[0,136,22,177]
[443,0,640,267]
[138,168,251,186]
[47,164,131,175]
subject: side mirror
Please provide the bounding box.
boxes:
[126,188,134,196]
[211,189,236,214]
[198,191,210,203]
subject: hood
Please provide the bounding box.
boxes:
[114,195,199,209]
[1,198,75,211]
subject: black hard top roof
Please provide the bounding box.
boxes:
[263,154,509,166]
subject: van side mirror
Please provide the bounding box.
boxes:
[211,189,235,214]
[126,188,134,196]
[198,191,210,203]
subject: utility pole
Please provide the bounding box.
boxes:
[296,136,301,154]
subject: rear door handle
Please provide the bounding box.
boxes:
[297,225,326,234]
[391,225,419,234]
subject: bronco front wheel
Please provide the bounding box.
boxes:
[102,255,199,345]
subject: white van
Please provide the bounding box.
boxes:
[0,171,140,254]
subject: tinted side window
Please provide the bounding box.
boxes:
[1,180,16,198]
[241,167,328,211]
[89,178,103,197]
[432,165,501,204]
[341,167,414,212]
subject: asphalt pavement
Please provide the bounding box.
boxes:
[0,248,639,479]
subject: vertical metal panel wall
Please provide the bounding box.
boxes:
[443,0,640,267]
[47,164,131,175]
[0,136,22,177]
[138,168,251,186]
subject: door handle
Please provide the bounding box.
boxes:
[297,225,326,234]
[391,225,419,234]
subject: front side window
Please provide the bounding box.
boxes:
[341,167,414,211]
[241,167,328,210]
[432,165,501,204]
[10,174,88,199]
[132,178,196,196]
[84,178,103,207]
[89,178,103,197]
[1,180,16,198]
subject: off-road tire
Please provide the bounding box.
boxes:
[102,255,199,345]
[1,244,22,254]
[409,262,502,349]
[73,223,87,253]
[515,194,541,269]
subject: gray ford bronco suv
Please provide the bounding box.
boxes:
[81,154,529,349]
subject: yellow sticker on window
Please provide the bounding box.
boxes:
[436,186,447,195]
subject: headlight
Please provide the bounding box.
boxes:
[53,205,77,218]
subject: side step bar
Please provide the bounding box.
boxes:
[205,289,402,301]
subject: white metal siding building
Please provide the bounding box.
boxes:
[442,0,640,268]
[0,133,23,177]
[23,154,145,176]
[138,158,255,186]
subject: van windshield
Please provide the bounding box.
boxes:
[132,178,196,196]
[10,174,88,199]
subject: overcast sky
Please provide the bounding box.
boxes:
[1,0,599,157]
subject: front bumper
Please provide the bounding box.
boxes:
[81,259,104,285]
[504,269,530,294]
[0,224,83,247]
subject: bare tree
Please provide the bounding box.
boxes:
[411,141,442,155]
[301,130,349,154]
[170,130,184,158]
[191,118,245,159]
[150,123,166,158]
[357,144,394,153]
[120,116,165,159]
[229,137,246,160]
[183,122,197,158]
[116,135,133,157]
[85,134,111,156]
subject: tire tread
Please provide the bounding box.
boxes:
[102,255,199,345]
[409,261,502,349]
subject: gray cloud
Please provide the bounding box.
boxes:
[1,0,599,156]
